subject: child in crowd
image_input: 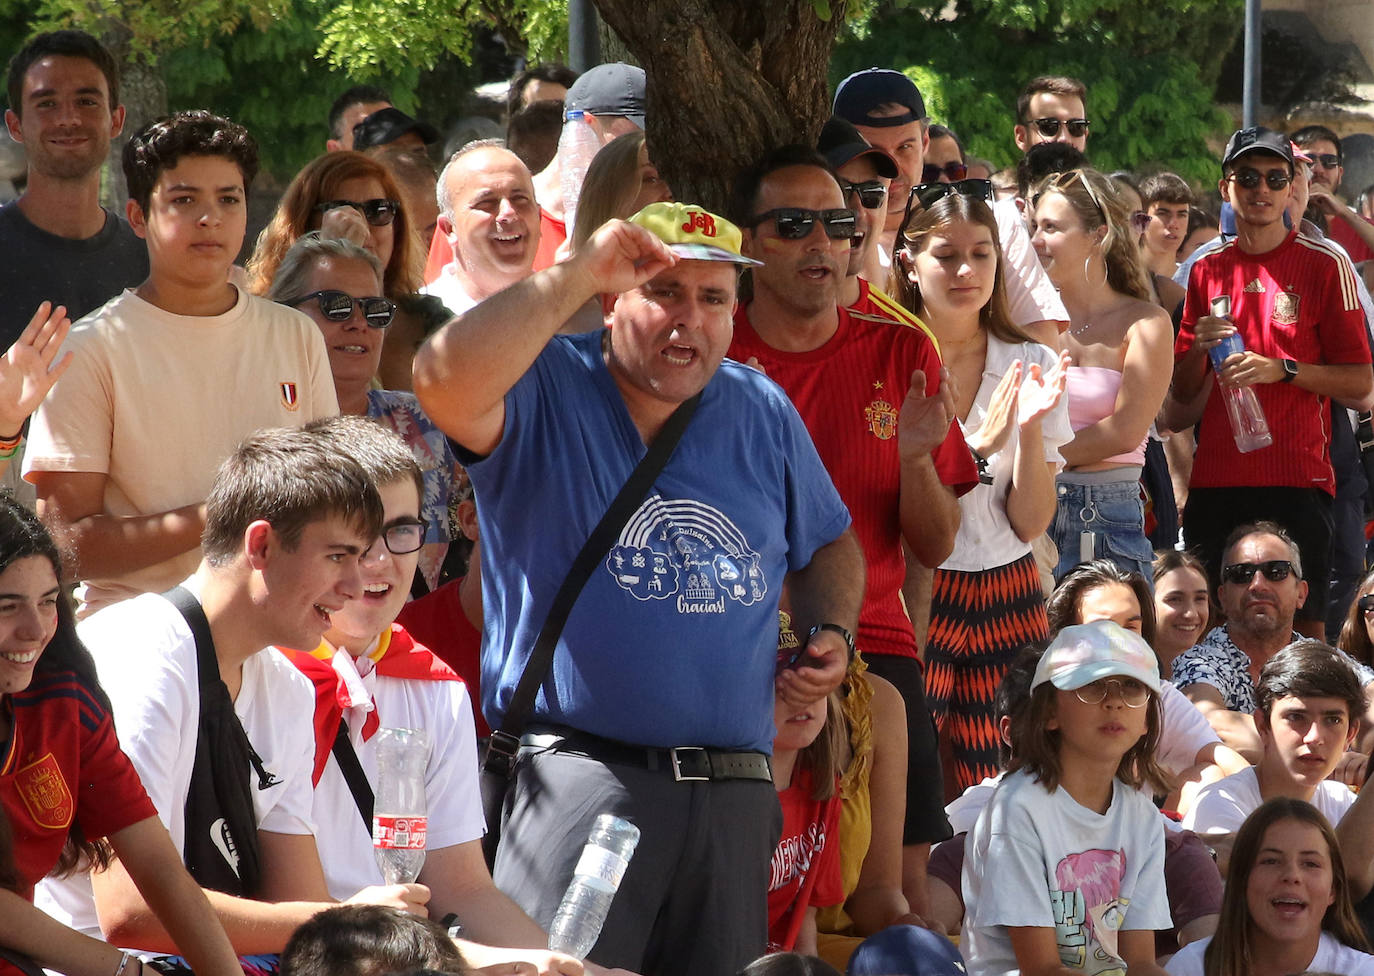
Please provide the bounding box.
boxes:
[279,905,470,976]
[962,620,1173,975]
[769,685,845,955]
[1165,798,1374,976]
[24,110,337,616]
[0,494,238,976]
[1184,642,1363,851]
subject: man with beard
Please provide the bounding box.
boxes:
[0,31,147,346]
[1172,521,1374,759]
[728,145,976,917]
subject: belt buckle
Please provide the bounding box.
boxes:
[669,746,710,782]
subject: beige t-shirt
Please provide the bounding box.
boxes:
[24,287,339,612]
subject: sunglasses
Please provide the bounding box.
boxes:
[375,518,426,556]
[1228,168,1292,191]
[921,161,968,183]
[1313,153,1342,169]
[284,290,397,328]
[315,198,401,227]
[1221,560,1296,585]
[893,179,994,245]
[1027,117,1091,139]
[1360,594,1374,616]
[1129,210,1151,235]
[748,207,856,241]
[838,179,887,211]
[1073,677,1151,708]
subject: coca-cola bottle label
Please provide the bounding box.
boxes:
[373,815,428,849]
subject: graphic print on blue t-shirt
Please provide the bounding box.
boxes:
[1052,847,1129,975]
[607,493,767,610]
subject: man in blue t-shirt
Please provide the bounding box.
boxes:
[414,201,863,976]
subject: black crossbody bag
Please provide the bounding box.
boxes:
[477,393,700,867]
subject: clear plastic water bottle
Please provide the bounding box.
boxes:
[372,727,429,884]
[1207,295,1274,454]
[547,814,642,959]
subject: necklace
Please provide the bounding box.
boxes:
[1068,318,1095,337]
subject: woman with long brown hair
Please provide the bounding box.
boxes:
[247,151,421,299]
[891,186,1071,790]
[1031,168,1173,583]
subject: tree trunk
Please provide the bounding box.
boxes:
[592,0,844,214]
[101,25,169,209]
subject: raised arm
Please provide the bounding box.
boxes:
[897,367,960,568]
[0,301,72,477]
[413,220,675,456]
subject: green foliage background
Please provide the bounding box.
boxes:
[833,0,1245,185]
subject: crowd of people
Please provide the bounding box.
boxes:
[7,20,1374,976]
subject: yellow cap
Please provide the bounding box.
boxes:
[627,202,763,267]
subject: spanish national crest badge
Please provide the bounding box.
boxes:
[15,753,73,829]
[865,395,898,440]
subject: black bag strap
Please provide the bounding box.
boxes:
[483,392,702,776]
[332,717,376,829]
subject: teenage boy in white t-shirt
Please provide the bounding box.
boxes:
[25,110,337,615]
[36,425,426,954]
[1184,641,1362,853]
[284,417,585,976]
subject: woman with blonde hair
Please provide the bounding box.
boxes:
[247,151,421,299]
[569,130,671,252]
[1031,168,1173,583]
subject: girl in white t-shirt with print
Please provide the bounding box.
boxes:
[1165,797,1374,976]
[962,620,1173,975]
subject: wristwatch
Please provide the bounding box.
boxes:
[809,623,856,663]
[1280,359,1299,383]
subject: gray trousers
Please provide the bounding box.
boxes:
[492,745,781,976]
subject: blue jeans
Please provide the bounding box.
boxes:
[1051,471,1154,584]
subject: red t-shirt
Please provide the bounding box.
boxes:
[1327,214,1374,265]
[2,670,156,899]
[396,578,488,737]
[849,277,943,350]
[767,767,843,952]
[1177,229,1371,495]
[730,302,977,659]
[533,208,566,271]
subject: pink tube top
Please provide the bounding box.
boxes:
[1066,365,1147,466]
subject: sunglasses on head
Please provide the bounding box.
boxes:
[921,161,968,183]
[315,198,401,227]
[1228,168,1292,191]
[1028,117,1090,139]
[283,290,397,328]
[894,179,995,247]
[1220,560,1296,585]
[748,207,856,240]
[1313,153,1342,169]
[838,179,887,211]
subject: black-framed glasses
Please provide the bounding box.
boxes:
[314,198,401,227]
[1221,560,1297,585]
[748,208,856,240]
[1028,117,1091,139]
[377,518,425,556]
[1359,593,1374,616]
[1228,168,1292,191]
[921,161,968,183]
[283,290,397,328]
[1073,677,1150,708]
[838,179,887,211]
[1313,153,1342,169]
[894,179,994,246]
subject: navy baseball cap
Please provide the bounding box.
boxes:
[833,68,927,128]
[818,116,898,178]
[565,62,645,127]
[846,926,967,976]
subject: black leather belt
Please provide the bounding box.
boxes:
[520,726,773,783]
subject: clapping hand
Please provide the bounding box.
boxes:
[898,366,957,461]
[1017,351,1070,428]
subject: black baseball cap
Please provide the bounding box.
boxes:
[564,62,645,127]
[817,116,898,178]
[833,68,927,128]
[352,107,439,151]
[1221,126,1294,172]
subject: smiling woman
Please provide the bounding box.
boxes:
[1164,798,1374,976]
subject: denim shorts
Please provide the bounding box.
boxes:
[1050,468,1154,583]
